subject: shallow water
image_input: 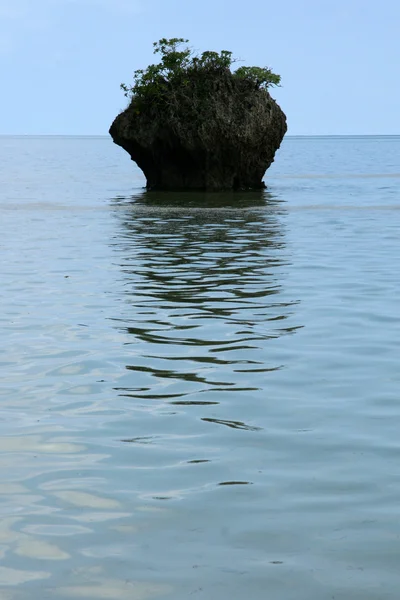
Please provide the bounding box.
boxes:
[1,135,400,599]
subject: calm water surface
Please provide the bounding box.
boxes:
[1,135,400,599]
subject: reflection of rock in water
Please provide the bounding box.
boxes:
[110,191,301,406]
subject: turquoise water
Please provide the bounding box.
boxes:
[1,135,400,599]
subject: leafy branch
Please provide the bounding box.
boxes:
[120,38,281,102]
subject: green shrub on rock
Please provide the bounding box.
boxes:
[120,38,281,104]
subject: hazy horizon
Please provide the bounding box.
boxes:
[1,134,400,138]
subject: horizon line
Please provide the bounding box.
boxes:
[0,133,399,138]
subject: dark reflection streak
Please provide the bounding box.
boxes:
[201,387,260,392]
[210,345,258,353]
[114,387,149,393]
[124,332,275,346]
[117,387,259,400]
[125,364,235,386]
[129,293,281,304]
[117,393,189,400]
[279,325,304,334]
[121,437,154,444]
[170,401,219,406]
[125,328,242,346]
[218,481,252,486]
[108,299,296,322]
[201,418,262,431]
[142,354,263,366]
[233,366,283,373]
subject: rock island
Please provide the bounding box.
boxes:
[110,38,287,191]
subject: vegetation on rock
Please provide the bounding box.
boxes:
[120,38,281,104]
[110,38,287,191]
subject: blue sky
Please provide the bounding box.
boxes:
[1,0,399,135]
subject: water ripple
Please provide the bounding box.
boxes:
[2,135,400,599]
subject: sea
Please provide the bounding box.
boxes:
[1,135,400,600]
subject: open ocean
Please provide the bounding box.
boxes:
[1,135,400,599]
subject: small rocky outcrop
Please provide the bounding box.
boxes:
[110,43,287,191]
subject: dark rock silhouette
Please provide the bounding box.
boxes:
[110,70,287,191]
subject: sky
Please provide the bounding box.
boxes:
[1,0,399,135]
